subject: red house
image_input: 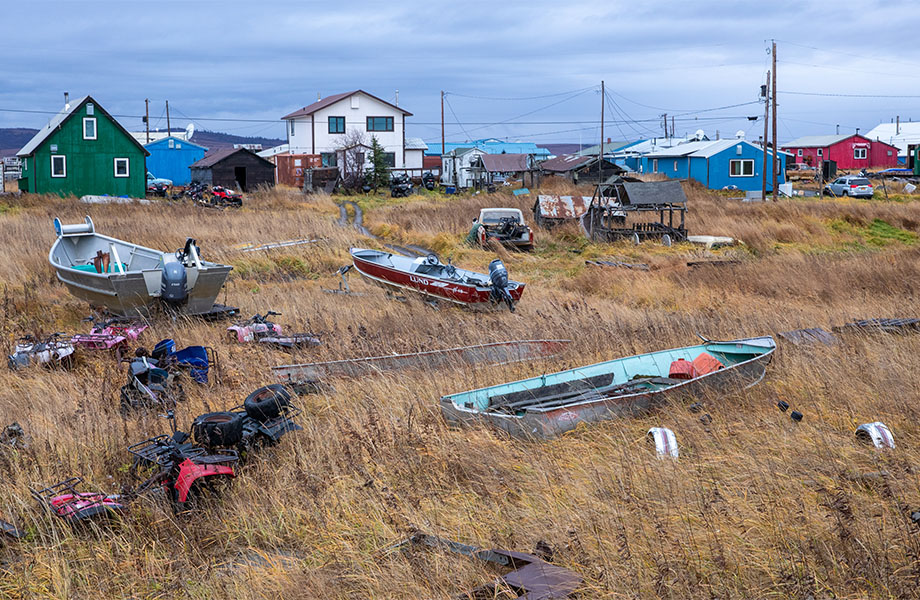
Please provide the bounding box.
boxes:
[781,134,899,170]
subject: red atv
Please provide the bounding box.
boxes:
[30,478,128,525]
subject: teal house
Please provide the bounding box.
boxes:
[17,95,148,198]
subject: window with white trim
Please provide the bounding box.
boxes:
[797,149,803,156]
[51,155,66,178]
[114,158,129,178]
[817,148,823,157]
[83,117,96,140]
[652,159,658,173]
[673,160,678,171]
[729,159,754,177]
[854,147,867,160]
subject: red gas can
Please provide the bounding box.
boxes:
[669,358,698,380]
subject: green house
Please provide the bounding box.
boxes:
[17,96,148,198]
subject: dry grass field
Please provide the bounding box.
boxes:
[1,180,919,599]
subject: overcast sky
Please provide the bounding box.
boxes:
[2,0,919,146]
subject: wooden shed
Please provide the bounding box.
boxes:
[189,147,275,191]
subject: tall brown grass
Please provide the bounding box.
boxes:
[0,185,918,598]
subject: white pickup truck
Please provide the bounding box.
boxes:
[468,208,534,251]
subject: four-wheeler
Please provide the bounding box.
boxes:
[390,173,413,198]
[71,317,148,353]
[128,413,239,508]
[421,171,437,191]
[151,338,219,384]
[208,186,244,208]
[468,208,534,251]
[120,349,187,412]
[192,384,301,456]
[30,477,127,525]
[8,333,76,370]
[227,311,321,351]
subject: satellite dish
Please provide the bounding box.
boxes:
[735,130,745,140]
[185,123,195,140]
[695,129,705,140]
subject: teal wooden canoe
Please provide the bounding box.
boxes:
[440,336,775,440]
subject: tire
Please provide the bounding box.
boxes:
[244,384,292,422]
[192,411,244,448]
[842,190,848,196]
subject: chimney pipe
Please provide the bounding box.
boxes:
[317,92,321,101]
[395,90,399,106]
[64,92,69,108]
[836,124,839,134]
[896,115,900,135]
[856,128,860,135]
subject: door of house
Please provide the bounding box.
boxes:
[234,167,247,191]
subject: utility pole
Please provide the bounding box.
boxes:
[145,98,150,144]
[662,113,668,138]
[762,71,770,202]
[599,80,604,183]
[440,91,445,156]
[670,115,675,138]
[771,39,778,201]
[165,100,171,138]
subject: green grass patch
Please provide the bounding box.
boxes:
[827,217,916,248]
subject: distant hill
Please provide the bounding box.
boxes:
[0,128,285,158]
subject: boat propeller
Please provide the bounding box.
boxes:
[488,259,515,312]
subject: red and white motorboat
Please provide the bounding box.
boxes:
[349,248,525,311]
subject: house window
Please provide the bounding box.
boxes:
[83,118,96,140]
[887,150,893,156]
[797,149,803,156]
[817,148,823,157]
[321,152,337,167]
[86,103,94,116]
[290,121,295,136]
[383,152,396,168]
[652,159,658,173]
[51,155,66,178]
[114,158,129,178]
[168,139,175,148]
[673,160,678,171]
[729,159,754,177]
[854,147,867,160]
[366,116,394,132]
[329,116,345,134]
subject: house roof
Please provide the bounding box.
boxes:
[781,134,854,148]
[405,137,428,151]
[539,154,594,172]
[144,135,208,151]
[645,139,792,159]
[257,144,290,158]
[281,90,412,120]
[450,147,483,157]
[133,130,192,145]
[622,180,687,205]
[576,141,634,156]
[480,153,531,172]
[427,139,551,158]
[18,95,149,157]
[864,122,920,154]
[189,147,274,169]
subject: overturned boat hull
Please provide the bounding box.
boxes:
[273,339,571,384]
[441,336,775,440]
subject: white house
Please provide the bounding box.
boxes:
[441,147,488,188]
[864,121,920,162]
[281,90,423,178]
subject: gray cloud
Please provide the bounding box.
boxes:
[2,0,919,144]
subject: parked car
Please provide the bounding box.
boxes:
[823,176,874,198]
[146,171,173,189]
[467,208,534,250]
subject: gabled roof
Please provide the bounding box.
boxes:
[144,135,208,151]
[132,130,192,145]
[189,147,274,169]
[781,134,854,148]
[18,95,149,157]
[450,147,484,157]
[539,154,594,172]
[282,90,412,120]
[405,137,428,151]
[645,139,792,159]
[576,141,634,156]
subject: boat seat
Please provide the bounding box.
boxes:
[70,263,128,274]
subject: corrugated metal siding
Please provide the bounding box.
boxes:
[276,154,322,187]
[145,138,207,185]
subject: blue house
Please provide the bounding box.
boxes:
[144,136,208,185]
[638,138,788,192]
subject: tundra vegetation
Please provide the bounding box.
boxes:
[0,179,919,599]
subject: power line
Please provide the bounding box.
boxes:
[780,91,920,99]
[442,95,472,141]
[444,86,597,101]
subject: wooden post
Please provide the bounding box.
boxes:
[762,70,770,202]
[145,98,150,144]
[771,40,777,201]
[166,100,171,138]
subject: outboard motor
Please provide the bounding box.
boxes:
[488,259,515,312]
[160,256,188,307]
